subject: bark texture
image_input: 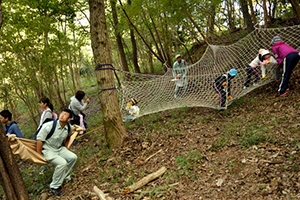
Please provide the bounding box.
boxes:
[89,0,127,148]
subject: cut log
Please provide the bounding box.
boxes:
[93,186,107,200]
[123,166,167,194]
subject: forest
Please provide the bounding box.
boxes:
[1,0,300,199]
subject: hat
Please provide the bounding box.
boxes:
[261,50,270,57]
[270,36,282,45]
[130,98,138,105]
[228,68,237,77]
[258,49,265,54]
[175,54,181,59]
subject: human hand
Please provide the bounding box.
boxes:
[262,75,266,79]
[222,82,227,86]
[176,74,181,79]
[86,98,90,104]
[229,95,232,100]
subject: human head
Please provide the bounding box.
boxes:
[261,50,271,60]
[39,97,53,111]
[0,110,12,124]
[270,36,282,46]
[130,98,138,106]
[59,109,73,123]
[75,90,85,101]
[175,54,182,63]
[228,68,237,77]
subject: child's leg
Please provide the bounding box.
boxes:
[283,52,300,90]
[244,66,252,87]
[251,67,260,84]
[220,89,226,107]
[213,83,223,108]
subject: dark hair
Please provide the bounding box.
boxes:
[75,90,85,101]
[0,110,12,121]
[62,108,73,119]
[39,97,54,111]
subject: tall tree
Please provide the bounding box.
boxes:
[289,0,300,22]
[110,0,130,72]
[127,0,141,73]
[239,0,254,32]
[0,4,29,196]
[89,0,127,148]
[248,0,257,25]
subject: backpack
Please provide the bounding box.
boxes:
[34,119,71,140]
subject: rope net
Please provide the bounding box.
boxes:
[115,25,300,119]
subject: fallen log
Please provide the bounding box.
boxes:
[123,166,167,194]
[93,186,107,200]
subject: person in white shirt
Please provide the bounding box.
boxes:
[123,98,140,122]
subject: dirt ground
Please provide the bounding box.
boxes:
[35,65,299,200]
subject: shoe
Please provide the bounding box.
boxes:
[217,106,225,110]
[243,86,248,89]
[50,188,63,196]
[279,92,286,97]
[253,83,258,86]
[65,178,75,184]
[286,88,289,92]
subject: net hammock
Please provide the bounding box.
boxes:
[93,25,300,120]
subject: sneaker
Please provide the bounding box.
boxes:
[279,92,286,97]
[217,106,225,110]
[65,178,75,184]
[243,86,248,89]
[50,188,63,196]
[286,88,289,92]
[253,83,258,86]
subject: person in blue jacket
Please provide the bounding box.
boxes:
[213,69,238,109]
[0,110,24,138]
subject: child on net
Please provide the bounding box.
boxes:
[213,68,237,109]
[271,35,300,96]
[243,49,276,89]
[123,98,140,122]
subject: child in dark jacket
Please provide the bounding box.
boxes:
[213,68,237,109]
[271,36,300,96]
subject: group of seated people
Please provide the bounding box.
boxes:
[1,90,90,139]
[1,90,90,196]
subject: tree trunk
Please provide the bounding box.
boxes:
[0,123,30,200]
[127,0,141,73]
[207,5,215,37]
[248,0,257,25]
[263,0,269,28]
[239,0,254,32]
[111,0,130,72]
[0,0,2,29]
[89,0,127,148]
[226,0,235,31]
[289,0,300,22]
[183,8,209,45]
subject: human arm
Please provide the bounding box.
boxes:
[261,64,266,79]
[71,99,88,112]
[9,124,23,138]
[36,140,43,155]
[272,46,279,63]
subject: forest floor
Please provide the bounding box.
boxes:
[33,65,300,200]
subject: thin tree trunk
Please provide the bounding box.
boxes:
[118,0,165,64]
[0,0,2,29]
[239,0,254,32]
[207,5,215,37]
[89,0,127,148]
[183,8,210,45]
[263,0,269,28]
[289,0,300,22]
[111,0,130,72]
[248,0,257,25]
[127,0,141,73]
[0,123,30,200]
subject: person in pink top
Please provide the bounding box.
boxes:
[271,36,300,96]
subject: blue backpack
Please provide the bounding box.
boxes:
[34,119,70,140]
